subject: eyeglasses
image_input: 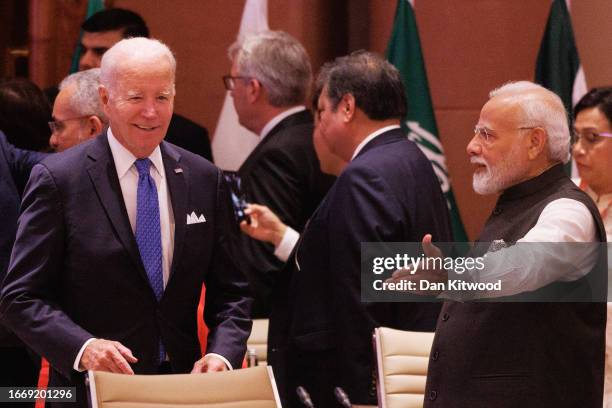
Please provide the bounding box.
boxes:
[473,125,539,145]
[222,75,252,91]
[48,116,89,133]
[571,130,612,147]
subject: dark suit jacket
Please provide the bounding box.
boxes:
[0,133,251,406]
[165,113,213,162]
[236,110,334,317]
[424,165,606,408]
[0,131,47,345]
[269,129,452,406]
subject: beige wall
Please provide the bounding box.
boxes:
[31,0,612,239]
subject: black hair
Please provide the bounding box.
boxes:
[81,8,149,38]
[0,78,52,151]
[573,87,612,125]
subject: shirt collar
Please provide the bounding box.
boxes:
[260,106,306,139]
[350,125,401,161]
[107,127,164,179]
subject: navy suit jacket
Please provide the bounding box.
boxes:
[0,131,46,281]
[269,128,452,406]
[0,131,47,345]
[0,133,251,404]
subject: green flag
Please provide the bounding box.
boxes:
[69,0,106,73]
[535,0,586,176]
[386,0,468,242]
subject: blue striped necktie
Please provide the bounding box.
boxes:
[134,158,165,363]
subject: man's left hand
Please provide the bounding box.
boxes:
[191,355,228,373]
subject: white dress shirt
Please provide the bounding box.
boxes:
[107,128,175,285]
[74,130,230,371]
[274,227,301,262]
[460,198,598,299]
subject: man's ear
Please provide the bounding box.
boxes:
[527,127,547,160]
[86,115,104,137]
[341,94,356,122]
[99,85,110,115]
[247,78,263,103]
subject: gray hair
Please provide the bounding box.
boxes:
[100,37,176,91]
[229,30,311,107]
[489,81,570,163]
[59,68,107,123]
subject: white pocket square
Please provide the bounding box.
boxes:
[186,211,206,225]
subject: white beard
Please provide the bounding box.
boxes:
[471,145,528,195]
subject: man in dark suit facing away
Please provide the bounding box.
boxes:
[269,52,452,407]
[226,31,334,317]
[0,37,251,408]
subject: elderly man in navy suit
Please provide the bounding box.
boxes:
[0,38,251,407]
[268,52,453,407]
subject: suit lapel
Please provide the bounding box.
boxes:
[239,109,313,174]
[85,134,151,287]
[161,142,188,278]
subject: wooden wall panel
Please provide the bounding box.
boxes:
[573,0,612,88]
[29,0,87,88]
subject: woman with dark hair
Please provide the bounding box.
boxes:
[573,86,612,407]
[573,87,612,238]
[0,78,52,151]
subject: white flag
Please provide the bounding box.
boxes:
[211,0,269,171]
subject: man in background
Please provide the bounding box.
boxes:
[0,78,53,152]
[226,30,334,317]
[49,68,107,152]
[46,8,213,161]
[240,84,347,251]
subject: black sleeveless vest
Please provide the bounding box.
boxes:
[424,164,607,408]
